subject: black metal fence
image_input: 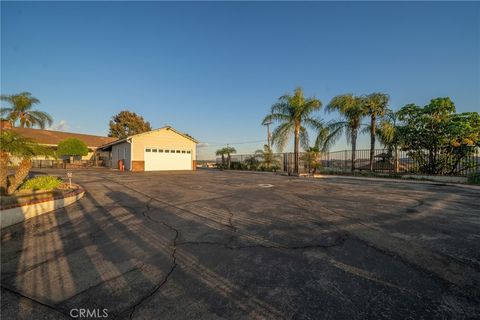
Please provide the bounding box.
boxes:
[217,148,480,177]
[31,159,106,169]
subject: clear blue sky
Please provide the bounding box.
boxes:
[2,1,479,159]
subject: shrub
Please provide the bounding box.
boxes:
[467,172,480,185]
[57,138,88,158]
[20,176,63,191]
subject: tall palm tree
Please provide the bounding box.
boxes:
[364,93,389,171]
[322,94,367,172]
[224,146,236,169]
[215,148,226,168]
[262,87,323,174]
[0,130,51,194]
[0,92,53,129]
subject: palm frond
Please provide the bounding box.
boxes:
[262,112,292,125]
[299,127,310,150]
[271,122,293,152]
[320,120,347,151]
[29,110,53,128]
[270,101,292,116]
[303,117,325,130]
[0,107,13,116]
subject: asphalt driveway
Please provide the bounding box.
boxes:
[1,169,480,319]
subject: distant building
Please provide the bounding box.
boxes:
[1,120,115,162]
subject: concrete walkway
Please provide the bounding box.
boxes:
[1,169,480,319]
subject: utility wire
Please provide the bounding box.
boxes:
[199,139,267,147]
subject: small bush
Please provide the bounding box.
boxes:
[20,176,63,191]
[467,172,480,185]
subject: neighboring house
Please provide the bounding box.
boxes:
[98,126,198,171]
[0,120,116,162]
[1,120,198,172]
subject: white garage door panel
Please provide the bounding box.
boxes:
[144,149,192,171]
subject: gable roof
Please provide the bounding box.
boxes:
[6,127,117,148]
[98,126,198,148]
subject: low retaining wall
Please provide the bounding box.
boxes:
[1,187,85,229]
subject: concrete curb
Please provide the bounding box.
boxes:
[1,187,85,229]
[311,174,480,190]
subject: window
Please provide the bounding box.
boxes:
[182,150,186,153]
[176,150,181,153]
[146,149,151,152]
[159,149,163,153]
[171,150,175,153]
[152,149,157,152]
[187,150,191,154]
[165,150,170,153]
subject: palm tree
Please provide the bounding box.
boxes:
[215,148,226,168]
[0,92,53,129]
[364,93,389,171]
[224,146,236,169]
[254,144,280,170]
[301,146,321,175]
[0,130,51,195]
[378,109,402,173]
[322,94,367,172]
[262,87,323,174]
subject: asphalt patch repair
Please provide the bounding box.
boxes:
[1,169,479,319]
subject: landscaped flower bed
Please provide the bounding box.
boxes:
[1,175,83,208]
[1,175,85,228]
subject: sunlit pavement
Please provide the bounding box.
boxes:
[2,168,480,319]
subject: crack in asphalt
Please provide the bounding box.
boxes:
[125,200,179,320]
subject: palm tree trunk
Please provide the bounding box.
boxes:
[227,153,231,169]
[394,145,399,173]
[7,159,32,195]
[0,152,9,195]
[369,114,376,171]
[221,154,225,167]
[293,125,300,174]
[351,129,357,172]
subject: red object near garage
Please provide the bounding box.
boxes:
[118,159,124,172]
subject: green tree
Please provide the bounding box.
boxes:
[378,109,402,173]
[254,144,279,170]
[0,131,51,195]
[57,138,89,162]
[397,98,480,174]
[108,110,152,139]
[216,148,227,168]
[262,87,323,174]
[322,94,368,172]
[244,155,261,170]
[301,146,321,175]
[224,146,236,169]
[364,93,389,171]
[0,92,53,129]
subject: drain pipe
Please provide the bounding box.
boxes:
[126,138,132,171]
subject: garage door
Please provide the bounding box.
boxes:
[144,147,192,171]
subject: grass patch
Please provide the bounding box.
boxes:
[20,176,63,191]
[467,173,480,185]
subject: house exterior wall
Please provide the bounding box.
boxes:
[111,141,132,170]
[131,129,196,169]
